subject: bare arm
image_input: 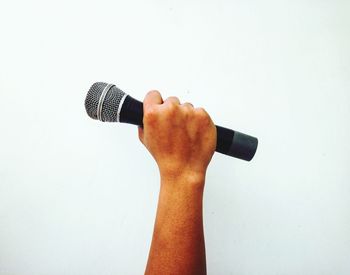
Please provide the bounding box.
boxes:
[138,91,216,275]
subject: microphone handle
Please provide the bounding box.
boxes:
[119,95,258,161]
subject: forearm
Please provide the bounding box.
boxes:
[145,174,206,275]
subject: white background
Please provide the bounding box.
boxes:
[0,0,349,274]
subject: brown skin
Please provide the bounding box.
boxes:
[138,90,216,275]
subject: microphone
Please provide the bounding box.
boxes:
[85,82,258,161]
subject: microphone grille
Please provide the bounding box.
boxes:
[85,82,126,122]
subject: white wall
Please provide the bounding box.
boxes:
[0,0,349,274]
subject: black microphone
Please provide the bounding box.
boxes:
[85,82,258,161]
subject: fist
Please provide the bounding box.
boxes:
[138,90,216,182]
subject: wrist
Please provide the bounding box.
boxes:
[160,169,206,191]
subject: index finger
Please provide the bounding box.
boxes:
[143,90,163,111]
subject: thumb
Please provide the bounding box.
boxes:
[138,126,144,144]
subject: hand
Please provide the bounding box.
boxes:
[138,90,216,183]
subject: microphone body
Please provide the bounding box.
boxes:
[85,82,258,161]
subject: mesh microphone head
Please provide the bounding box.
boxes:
[85,82,126,122]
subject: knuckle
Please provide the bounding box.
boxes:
[195,107,211,123]
[196,107,207,117]
[166,101,178,114]
[183,105,192,115]
[146,90,160,97]
[144,90,161,103]
[184,102,194,108]
[166,96,179,102]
